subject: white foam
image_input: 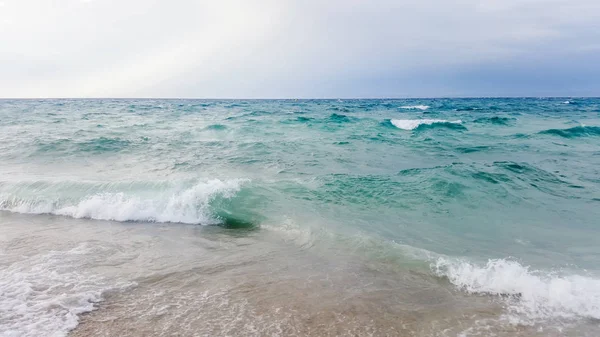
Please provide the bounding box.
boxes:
[0,243,131,337]
[390,119,462,130]
[0,179,246,224]
[433,258,600,325]
[400,105,430,110]
[563,101,571,104]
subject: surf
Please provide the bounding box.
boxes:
[0,179,249,225]
[433,257,600,324]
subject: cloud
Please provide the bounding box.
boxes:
[0,0,598,97]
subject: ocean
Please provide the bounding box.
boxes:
[1,98,599,336]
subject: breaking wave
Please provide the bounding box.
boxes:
[390,119,464,131]
[0,179,247,225]
[433,258,600,325]
[399,105,430,111]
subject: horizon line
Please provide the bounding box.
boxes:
[0,96,598,100]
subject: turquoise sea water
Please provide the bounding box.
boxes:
[1,98,600,336]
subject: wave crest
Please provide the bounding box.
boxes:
[328,113,353,123]
[538,126,600,138]
[390,119,463,131]
[399,105,429,111]
[0,179,246,225]
[473,116,515,125]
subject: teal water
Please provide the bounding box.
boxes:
[1,98,600,336]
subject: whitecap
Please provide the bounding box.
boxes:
[399,105,430,110]
[390,119,462,130]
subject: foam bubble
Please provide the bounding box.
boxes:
[0,179,246,224]
[433,257,600,325]
[390,119,462,130]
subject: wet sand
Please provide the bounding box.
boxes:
[1,212,596,337]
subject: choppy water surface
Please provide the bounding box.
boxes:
[1,98,599,336]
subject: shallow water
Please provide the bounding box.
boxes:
[1,98,599,336]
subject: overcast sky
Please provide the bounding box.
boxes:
[1,0,599,98]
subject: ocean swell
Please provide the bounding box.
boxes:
[473,116,515,125]
[538,125,600,138]
[328,113,353,123]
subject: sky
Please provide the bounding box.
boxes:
[1,0,599,98]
